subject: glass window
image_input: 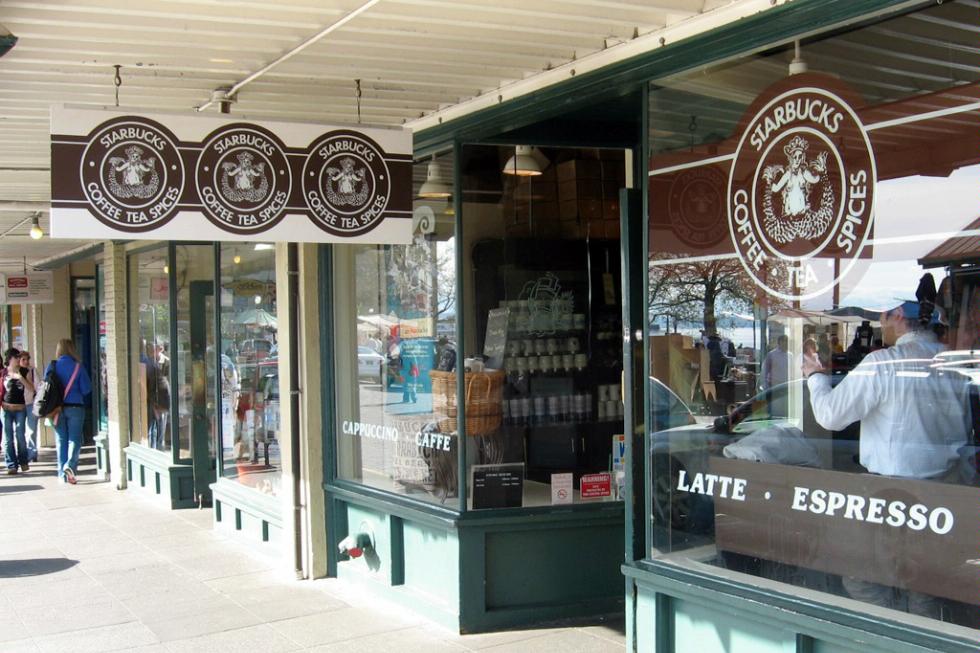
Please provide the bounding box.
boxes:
[97,264,109,433]
[647,2,980,632]
[460,144,628,509]
[173,244,215,462]
[333,153,459,506]
[218,243,280,496]
[128,247,171,451]
[9,305,24,351]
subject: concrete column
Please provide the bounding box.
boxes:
[276,242,326,579]
[103,242,131,489]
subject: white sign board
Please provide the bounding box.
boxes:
[0,272,55,304]
[50,107,414,244]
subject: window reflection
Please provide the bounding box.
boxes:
[647,1,980,630]
[219,244,280,496]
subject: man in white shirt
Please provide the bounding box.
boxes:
[802,298,972,618]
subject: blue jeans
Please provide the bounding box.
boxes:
[54,405,85,479]
[24,411,38,461]
[2,407,28,470]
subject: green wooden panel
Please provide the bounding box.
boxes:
[674,597,794,653]
[484,523,621,609]
[813,640,861,653]
[403,521,459,609]
[344,504,390,580]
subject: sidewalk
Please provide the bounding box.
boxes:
[0,446,626,652]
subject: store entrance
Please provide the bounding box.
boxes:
[173,244,218,507]
[188,280,216,505]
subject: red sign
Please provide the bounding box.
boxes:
[7,277,27,288]
[580,472,612,499]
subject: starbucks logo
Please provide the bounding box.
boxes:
[196,124,291,233]
[668,165,727,248]
[80,117,184,231]
[302,130,391,236]
[727,83,876,301]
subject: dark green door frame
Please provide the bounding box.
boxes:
[189,279,215,504]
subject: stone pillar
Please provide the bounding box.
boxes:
[103,241,131,489]
[276,242,326,579]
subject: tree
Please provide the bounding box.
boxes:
[648,253,779,334]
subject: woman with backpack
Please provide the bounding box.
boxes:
[47,339,91,485]
[2,347,31,475]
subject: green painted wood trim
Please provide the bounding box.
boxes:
[623,561,980,653]
[389,515,405,586]
[654,592,673,653]
[319,243,341,577]
[167,243,182,466]
[327,482,625,530]
[209,477,282,526]
[453,140,467,513]
[414,0,922,153]
[124,443,188,471]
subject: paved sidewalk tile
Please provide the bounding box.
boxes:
[0,447,626,652]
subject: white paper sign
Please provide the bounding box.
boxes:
[0,272,54,304]
[551,472,573,505]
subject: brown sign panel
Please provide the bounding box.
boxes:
[709,458,980,605]
[50,107,413,244]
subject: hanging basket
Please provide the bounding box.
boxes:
[430,369,504,436]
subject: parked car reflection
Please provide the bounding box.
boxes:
[650,377,858,534]
[358,346,385,383]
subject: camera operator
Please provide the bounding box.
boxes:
[801,280,972,618]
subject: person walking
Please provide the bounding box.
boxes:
[47,339,91,485]
[2,348,32,474]
[19,350,39,463]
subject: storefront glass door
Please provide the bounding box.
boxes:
[174,245,217,505]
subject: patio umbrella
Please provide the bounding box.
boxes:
[233,308,277,328]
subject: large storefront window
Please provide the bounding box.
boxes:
[128,247,171,451]
[648,2,980,631]
[460,144,627,509]
[333,154,458,505]
[219,243,280,496]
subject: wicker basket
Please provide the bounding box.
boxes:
[430,369,504,436]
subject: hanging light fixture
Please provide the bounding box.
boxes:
[418,157,452,198]
[233,254,242,265]
[502,145,545,176]
[29,213,43,240]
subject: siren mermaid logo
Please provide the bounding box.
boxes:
[727,81,876,301]
[324,156,370,208]
[107,146,160,199]
[196,123,291,233]
[220,151,268,203]
[761,134,834,244]
[80,116,184,231]
[303,130,392,237]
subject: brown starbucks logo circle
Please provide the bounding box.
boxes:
[728,85,875,301]
[302,130,391,236]
[668,165,726,248]
[80,117,184,231]
[196,124,291,233]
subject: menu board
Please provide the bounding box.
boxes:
[483,308,510,370]
[472,463,524,509]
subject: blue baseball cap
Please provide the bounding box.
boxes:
[890,300,941,323]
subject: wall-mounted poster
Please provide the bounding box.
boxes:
[50,107,413,244]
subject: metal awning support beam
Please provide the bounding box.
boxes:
[194,0,382,112]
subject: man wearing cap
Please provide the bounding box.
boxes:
[801,290,971,618]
